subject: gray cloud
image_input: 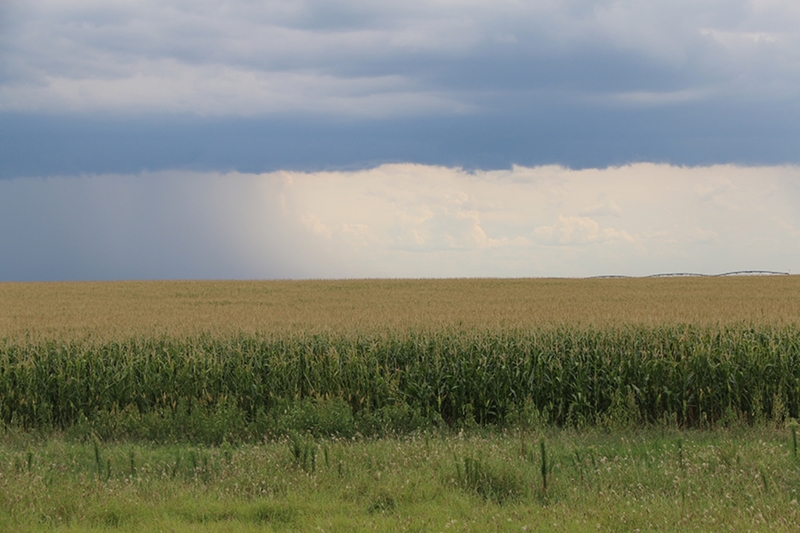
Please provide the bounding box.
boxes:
[0,171,333,280]
[2,1,799,116]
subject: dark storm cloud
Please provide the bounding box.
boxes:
[1,1,798,176]
[2,100,798,180]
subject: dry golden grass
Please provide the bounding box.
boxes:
[1,276,798,341]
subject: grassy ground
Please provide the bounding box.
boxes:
[2,425,800,532]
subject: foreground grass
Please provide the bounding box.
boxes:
[2,426,800,531]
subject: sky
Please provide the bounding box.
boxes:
[1,0,799,280]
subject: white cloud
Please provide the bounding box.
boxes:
[1,163,798,280]
[274,163,800,277]
[533,215,634,246]
[579,197,622,217]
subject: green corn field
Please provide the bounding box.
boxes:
[1,325,799,441]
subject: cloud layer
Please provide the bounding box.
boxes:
[2,1,799,116]
[2,163,798,280]
[2,1,799,175]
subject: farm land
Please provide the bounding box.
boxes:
[1,276,800,531]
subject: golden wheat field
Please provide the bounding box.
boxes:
[1,276,798,341]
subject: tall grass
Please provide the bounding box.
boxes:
[1,325,799,441]
[4,428,800,531]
